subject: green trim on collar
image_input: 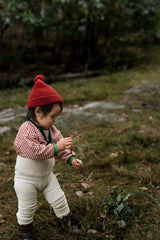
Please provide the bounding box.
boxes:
[67,156,76,166]
[53,144,59,156]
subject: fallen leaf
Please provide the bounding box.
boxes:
[111,185,118,189]
[5,151,10,155]
[88,182,96,187]
[7,177,12,182]
[0,215,5,224]
[139,186,148,191]
[100,213,106,218]
[110,152,119,158]
[87,229,97,234]
[88,191,93,196]
[88,171,93,179]
[81,182,90,189]
[110,151,124,158]
[75,191,84,197]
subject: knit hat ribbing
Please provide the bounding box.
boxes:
[27,75,63,109]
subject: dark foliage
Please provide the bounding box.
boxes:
[0,0,159,88]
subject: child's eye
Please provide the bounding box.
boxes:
[51,116,55,119]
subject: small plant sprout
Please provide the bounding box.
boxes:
[102,190,132,233]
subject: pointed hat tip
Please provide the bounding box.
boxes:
[34,74,44,83]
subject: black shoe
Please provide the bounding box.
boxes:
[58,213,81,234]
[18,223,35,240]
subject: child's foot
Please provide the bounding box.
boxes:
[58,213,82,234]
[18,223,35,240]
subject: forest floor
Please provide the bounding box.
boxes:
[1,45,160,239]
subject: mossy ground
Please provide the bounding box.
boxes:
[1,46,160,239]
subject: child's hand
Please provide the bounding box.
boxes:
[57,137,72,151]
[72,159,83,170]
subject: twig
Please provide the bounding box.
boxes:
[79,167,88,179]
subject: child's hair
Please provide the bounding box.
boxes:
[27,102,63,122]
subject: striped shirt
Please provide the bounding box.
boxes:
[14,121,76,163]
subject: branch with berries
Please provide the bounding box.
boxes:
[66,133,81,154]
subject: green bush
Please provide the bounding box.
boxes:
[0,0,159,87]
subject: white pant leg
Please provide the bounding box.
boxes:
[14,175,38,225]
[43,172,70,218]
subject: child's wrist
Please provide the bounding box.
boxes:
[53,144,59,156]
[67,156,76,166]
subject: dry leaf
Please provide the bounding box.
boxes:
[7,177,12,182]
[5,151,10,155]
[100,213,106,218]
[88,171,93,179]
[75,191,84,197]
[88,182,96,187]
[0,215,5,224]
[88,191,93,196]
[110,151,124,158]
[111,185,118,189]
[110,152,119,158]
[139,186,148,191]
[87,229,97,234]
[81,182,90,189]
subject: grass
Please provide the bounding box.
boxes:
[1,45,160,239]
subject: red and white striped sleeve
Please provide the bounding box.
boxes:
[14,122,54,161]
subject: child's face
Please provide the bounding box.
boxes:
[35,104,61,129]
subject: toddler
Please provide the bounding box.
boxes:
[14,74,83,240]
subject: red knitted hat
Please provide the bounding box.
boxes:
[27,75,63,109]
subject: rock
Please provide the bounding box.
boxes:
[78,101,125,110]
[0,101,128,134]
[3,77,160,133]
[0,108,27,124]
[0,126,11,135]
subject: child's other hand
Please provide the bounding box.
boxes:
[72,159,83,170]
[57,137,72,151]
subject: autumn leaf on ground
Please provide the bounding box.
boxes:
[0,215,5,224]
[81,182,95,189]
[110,151,124,158]
[87,229,97,234]
[81,182,90,189]
[88,191,93,196]
[139,186,148,191]
[75,191,84,197]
